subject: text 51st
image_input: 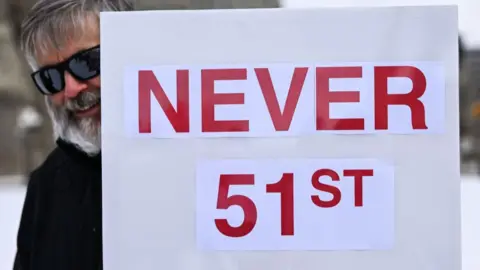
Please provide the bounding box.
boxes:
[214,168,373,238]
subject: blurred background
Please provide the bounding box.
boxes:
[0,0,478,269]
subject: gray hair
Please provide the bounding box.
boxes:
[20,0,135,70]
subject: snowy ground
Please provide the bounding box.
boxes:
[1,177,479,270]
[460,175,480,270]
[0,184,25,270]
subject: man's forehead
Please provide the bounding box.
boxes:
[35,35,100,68]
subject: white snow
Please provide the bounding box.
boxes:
[460,175,480,270]
[0,185,25,270]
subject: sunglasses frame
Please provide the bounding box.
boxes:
[31,45,101,95]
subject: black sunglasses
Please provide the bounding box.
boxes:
[31,45,100,95]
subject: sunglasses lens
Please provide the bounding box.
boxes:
[33,68,64,95]
[30,46,100,95]
[68,46,100,80]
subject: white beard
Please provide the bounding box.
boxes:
[45,97,101,156]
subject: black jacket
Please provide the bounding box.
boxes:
[13,139,102,270]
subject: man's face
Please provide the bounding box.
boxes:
[36,30,102,155]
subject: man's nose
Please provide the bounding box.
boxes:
[64,72,88,98]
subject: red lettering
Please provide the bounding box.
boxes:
[374,66,428,130]
[315,67,365,130]
[201,69,249,132]
[215,174,257,237]
[266,173,294,235]
[255,67,308,131]
[215,166,376,238]
[138,65,430,135]
[311,169,342,208]
[343,169,373,207]
[138,70,190,133]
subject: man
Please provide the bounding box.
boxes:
[13,0,134,269]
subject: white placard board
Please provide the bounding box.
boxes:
[100,6,461,270]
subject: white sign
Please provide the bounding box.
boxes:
[124,62,444,137]
[100,5,461,270]
[196,158,394,250]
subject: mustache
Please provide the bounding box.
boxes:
[65,90,101,112]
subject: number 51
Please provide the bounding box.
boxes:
[214,173,294,238]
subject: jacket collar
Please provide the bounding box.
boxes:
[56,138,101,170]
